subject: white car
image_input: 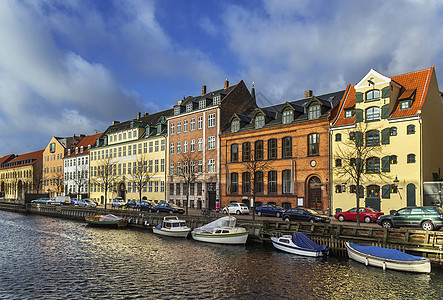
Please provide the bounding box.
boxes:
[222,203,250,215]
[77,199,97,208]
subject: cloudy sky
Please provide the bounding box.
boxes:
[1,0,443,156]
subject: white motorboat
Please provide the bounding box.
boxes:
[345,242,431,273]
[191,216,248,245]
[271,232,329,257]
[152,216,191,238]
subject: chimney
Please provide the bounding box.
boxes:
[251,82,256,101]
[137,112,141,119]
[202,85,206,95]
[224,79,229,89]
[304,90,313,98]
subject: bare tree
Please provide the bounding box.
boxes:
[54,171,64,196]
[175,151,202,215]
[72,162,89,199]
[131,154,156,205]
[91,157,119,209]
[333,122,391,225]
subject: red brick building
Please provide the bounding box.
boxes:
[167,80,256,210]
[220,89,345,213]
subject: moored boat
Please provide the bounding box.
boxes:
[345,242,431,273]
[191,216,248,245]
[153,216,191,238]
[85,214,127,228]
[271,232,329,257]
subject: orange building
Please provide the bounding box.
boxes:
[220,90,345,213]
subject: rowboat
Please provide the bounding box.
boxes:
[345,242,431,273]
[153,216,191,238]
[85,214,127,228]
[191,216,248,245]
[271,232,329,257]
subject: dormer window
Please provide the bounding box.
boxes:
[88,145,91,150]
[186,103,193,112]
[282,110,293,124]
[308,105,320,120]
[231,120,240,133]
[110,135,113,143]
[75,147,78,154]
[174,106,180,115]
[255,114,265,129]
[213,95,221,105]
[344,108,354,118]
[80,146,84,153]
[157,124,162,133]
[366,90,380,101]
[400,100,411,110]
[199,99,206,109]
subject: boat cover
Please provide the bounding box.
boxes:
[99,214,123,222]
[292,232,327,251]
[193,216,236,234]
[155,223,162,229]
[349,243,427,262]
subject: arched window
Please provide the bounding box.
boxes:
[282,137,292,158]
[242,142,250,161]
[268,171,277,194]
[255,140,263,161]
[308,105,321,120]
[366,107,380,122]
[335,133,342,142]
[231,120,240,133]
[366,90,380,101]
[255,114,265,129]
[407,124,416,134]
[308,133,319,156]
[366,130,380,146]
[367,185,380,197]
[407,154,416,163]
[230,173,238,194]
[282,109,293,124]
[366,157,380,173]
[282,170,291,193]
[230,144,238,162]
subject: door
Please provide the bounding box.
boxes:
[407,184,416,207]
[308,177,322,210]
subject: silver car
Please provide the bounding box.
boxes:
[77,199,97,208]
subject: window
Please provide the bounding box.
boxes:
[242,172,250,194]
[400,100,410,110]
[268,139,277,160]
[186,103,193,112]
[170,143,174,155]
[208,159,215,173]
[144,142,148,153]
[176,142,181,154]
[170,163,174,175]
[407,124,415,134]
[161,159,165,172]
[242,142,251,161]
[344,109,354,118]
[308,105,320,120]
[190,139,195,152]
[255,140,263,161]
[174,106,180,115]
[197,138,203,151]
[366,157,380,173]
[199,99,206,109]
[282,137,292,158]
[148,181,153,193]
[390,155,397,164]
[335,159,342,167]
[366,90,380,101]
[308,133,319,156]
[282,170,291,193]
[155,140,159,152]
[254,171,263,193]
[335,133,342,142]
[335,185,342,193]
[177,121,181,134]
[183,120,188,132]
[155,160,159,172]
[366,107,380,122]
[176,162,181,175]
[231,144,238,162]
[213,95,221,105]
[407,154,416,163]
[255,114,265,129]
[149,142,153,153]
[268,171,277,194]
[169,183,174,195]
[183,140,188,153]
[197,160,203,173]
[176,183,181,195]
[390,127,397,136]
[197,182,202,195]
[208,136,216,150]
[349,132,356,140]
[190,118,195,131]
[208,113,216,128]
[282,110,293,124]
[231,120,240,133]
[366,130,380,146]
[198,116,203,129]
[230,173,238,194]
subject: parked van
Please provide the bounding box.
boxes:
[48,196,70,205]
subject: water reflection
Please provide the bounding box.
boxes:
[0,211,442,299]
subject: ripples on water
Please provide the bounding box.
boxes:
[0,211,443,299]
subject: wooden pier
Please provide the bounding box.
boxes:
[1,202,443,263]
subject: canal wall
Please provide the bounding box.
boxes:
[1,202,443,263]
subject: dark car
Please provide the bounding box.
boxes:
[124,200,137,209]
[137,200,154,211]
[154,202,185,214]
[281,208,330,223]
[376,206,443,231]
[255,204,285,217]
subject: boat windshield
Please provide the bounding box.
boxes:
[194,216,237,233]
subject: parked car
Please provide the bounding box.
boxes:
[376,206,443,231]
[222,203,250,215]
[124,200,137,209]
[335,207,384,223]
[31,198,51,204]
[255,204,285,217]
[111,198,125,208]
[137,200,154,211]
[282,208,330,223]
[154,202,185,214]
[77,199,97,208]
[71,198,78,205]
[47,196,70,205]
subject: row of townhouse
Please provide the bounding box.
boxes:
[0,68,442,214]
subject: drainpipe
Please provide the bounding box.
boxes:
[419,117,423,206]
[328,128,332,216]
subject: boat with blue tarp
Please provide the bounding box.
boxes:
[345,242,431,273]
[271,232,329,257]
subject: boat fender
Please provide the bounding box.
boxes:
[144,221,149,226]
[382,262,386,271]
[365,257,369,266]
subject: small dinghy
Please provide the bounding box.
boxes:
[153,216,191,238]
[271,232,329,257]
[345,242,431,273]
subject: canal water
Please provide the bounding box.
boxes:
[0,211,443,300]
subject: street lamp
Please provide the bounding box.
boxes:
[393,176,399,187]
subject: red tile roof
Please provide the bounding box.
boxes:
[64,133,103,158]
[1,149,44,169]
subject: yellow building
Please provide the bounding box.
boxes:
[89,110,172,206]
[330,67,443,214]
[0,150,43,199]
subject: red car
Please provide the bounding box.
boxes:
[335,207,384,223]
